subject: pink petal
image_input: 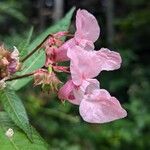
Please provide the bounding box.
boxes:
[85,79,100,94]
[58,79,80,105]
[96,48,122,71]
[67,46,103,85]
[54,39,76,62]
[73,79,100,103]
[74,37,95,51]
[67,47,122,85]
[75,9,100,42]
[79,89,127,123]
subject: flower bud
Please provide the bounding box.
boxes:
[34,69,62,93]
[5,128,14,138]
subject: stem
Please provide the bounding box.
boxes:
[66,33,74,37]
[21,34,51,63]
[42,108,80,123]
[6,73,34,81]
[10,139,20,150]
[21,32,73,63]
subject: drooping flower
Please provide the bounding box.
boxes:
[57,9,127,123]
[32,8,127,124]
[58,77,127,123]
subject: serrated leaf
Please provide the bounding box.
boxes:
[0,88,32,141]
[0,112,49,150]
[9,7,75,91]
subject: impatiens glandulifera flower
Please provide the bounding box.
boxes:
[14,8,126,124]
[58,78,127,123]
[56,8,127,123]
[0,8,127,124]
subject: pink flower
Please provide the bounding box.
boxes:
[42,8,127,124]
[58,79,76,103]
[58,78,126,123]
[67,46,121,86]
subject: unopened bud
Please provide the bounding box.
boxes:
[5,128,14,138]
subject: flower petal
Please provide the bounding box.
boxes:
[58,79,80,105]
[75,9,100,42]
[67,46,103,85]
[96,48,122,71]
[54,39,75,62]
[79,89,127,123]
[73,79,100,103]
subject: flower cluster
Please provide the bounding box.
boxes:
[0,45,20,89]
[35,9,127,123]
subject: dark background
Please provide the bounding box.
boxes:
[0,0,150,149]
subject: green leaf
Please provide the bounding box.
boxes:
[19,27,34,57]
[9,7,75,91]
[0,88,32,141]
[0,2,27,23]
[0,112,49,150]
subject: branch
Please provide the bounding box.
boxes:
[6,73,34,81]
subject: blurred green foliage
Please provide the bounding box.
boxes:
[0,0,27,23]
[0,0,150,149]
